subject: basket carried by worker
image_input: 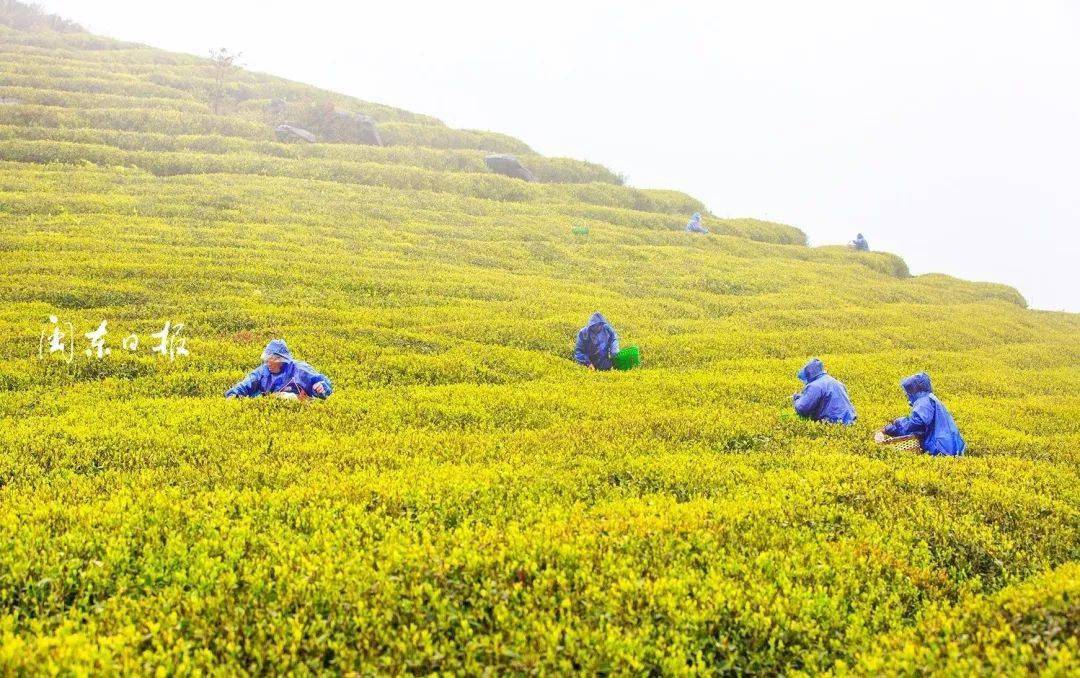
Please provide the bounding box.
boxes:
[876,432,922,452]
[612,346,641,371]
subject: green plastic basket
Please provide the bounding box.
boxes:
[572,226,589,236]
[612,346,640,371]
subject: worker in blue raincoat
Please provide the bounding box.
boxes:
[574,312,619,371]
[852,233,869,251]
[792,358,857,425]
[225,339,333,400]
[881,372,965,456]
[686,212,709,234]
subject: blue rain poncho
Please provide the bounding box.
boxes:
[225,339,333,399]
[883,372,965,456]
[792,358,857,425]
[686,212,709,234]
[573,312,619,371]
[853,233,869,251]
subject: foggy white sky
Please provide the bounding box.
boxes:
[40,1,1080,311]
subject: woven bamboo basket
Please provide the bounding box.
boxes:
[878,433,922,452]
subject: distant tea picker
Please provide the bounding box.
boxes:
[685,212,709,234]
[225,339,333,400]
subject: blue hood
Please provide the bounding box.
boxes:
[587,312,609,332]
[797,358,826,383]
[261,338,293,363]
[901,372,932,403]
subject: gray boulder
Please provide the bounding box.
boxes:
[485,154,534,181]
[274,124,317,143]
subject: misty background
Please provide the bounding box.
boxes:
[39,1,1080,311]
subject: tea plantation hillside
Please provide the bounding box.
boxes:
[1,9,1078,674]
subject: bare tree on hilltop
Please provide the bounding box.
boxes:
[207,47,244,115]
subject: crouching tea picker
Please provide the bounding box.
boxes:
[225,339,333,401]
[875,372,965,456]
[791,358,857,425]
[573,312,641,371]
